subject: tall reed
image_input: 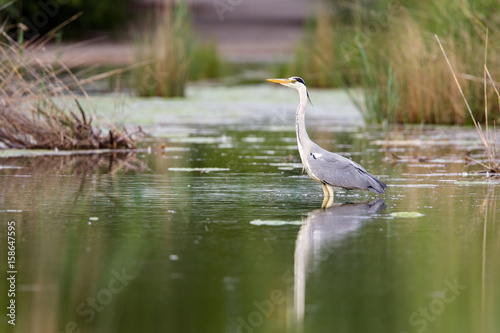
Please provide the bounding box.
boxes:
[437,34,499,173]
[284,7,348,88]
[135,2,192,97]
[134,2,223,97]
[285,0,500,125]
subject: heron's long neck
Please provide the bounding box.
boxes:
[296,87,311,157]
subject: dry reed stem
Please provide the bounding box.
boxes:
[0,23,140,150]
[435,35,487,145]
[436,34,499,172]
[484,29,489,143]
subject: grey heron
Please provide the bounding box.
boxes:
[267,77,387,205]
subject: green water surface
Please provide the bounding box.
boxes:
[0,90,499,333]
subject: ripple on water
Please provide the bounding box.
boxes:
[168,167,230,172]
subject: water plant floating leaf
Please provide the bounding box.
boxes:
[390,212,425,218]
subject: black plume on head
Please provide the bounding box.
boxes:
[291,77,306,85]
[307,91,313,106]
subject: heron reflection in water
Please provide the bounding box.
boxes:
[293,199,386,331]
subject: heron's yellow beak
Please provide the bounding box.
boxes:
[267,78,290,85]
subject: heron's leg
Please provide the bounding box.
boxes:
[321,183,329,197]
[321,195,328,209]
[321,183,334,209]
[321,195,334,209]
[325,196,334,208]
[326,184,335,198]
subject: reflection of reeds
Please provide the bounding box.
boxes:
[0,153,148,333]
[0,153,146,218]
[1,153,146,176]
[0,24,139,150]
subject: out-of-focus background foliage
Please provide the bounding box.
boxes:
[2,0,500,124]
[4,0,134,37]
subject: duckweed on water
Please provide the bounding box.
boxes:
[390,212,425,218]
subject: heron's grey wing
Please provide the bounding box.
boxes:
[307,150,386,193]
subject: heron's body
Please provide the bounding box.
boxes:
[267,77,387,205]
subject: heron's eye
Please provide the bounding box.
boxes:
[291,79,297,83]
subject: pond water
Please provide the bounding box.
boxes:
[0,86,499,333]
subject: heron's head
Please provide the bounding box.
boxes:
[267,76,306,90]
[267,76,312,104]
